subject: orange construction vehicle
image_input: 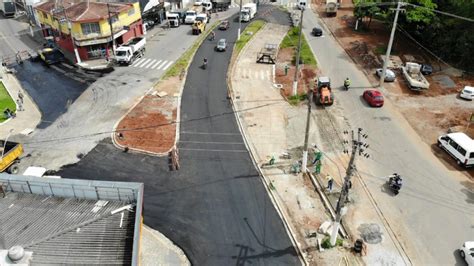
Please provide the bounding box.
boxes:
[313,76,334,106]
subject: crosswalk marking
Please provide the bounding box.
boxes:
[162,61,173,70]
[142,59,157,68]
[150,60,163,69]
[137,58,152,68]
[155,60,168,69]
[134,58,150,67]
[131,58,144,67]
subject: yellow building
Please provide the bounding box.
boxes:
[35,0,143,63]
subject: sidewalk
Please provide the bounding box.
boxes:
[140,225,190,266]
[230,22,352,265]
[230,19,408,264]
[0,68,41,139]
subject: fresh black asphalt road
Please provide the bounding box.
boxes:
[58,5,299,265]
[13,61,103,128]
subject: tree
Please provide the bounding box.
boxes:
[354,0,381,30]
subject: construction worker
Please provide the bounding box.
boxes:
[344,77,351,90]
[326,174,334,192]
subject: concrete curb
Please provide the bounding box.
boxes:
[227,22,309,266]
[111,21,221,157]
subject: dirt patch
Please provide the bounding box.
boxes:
[316,5,474,175]
[115,76,181,154]
[275,47,319,98]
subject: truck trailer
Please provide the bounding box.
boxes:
[401,62,430,91]
[211,0,231,12]
[115,37,146,65]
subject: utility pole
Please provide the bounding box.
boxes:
[379,1,403,88]
[237,0,243,40]
[292,7,304,96]
[302,86,312,172]
[330,128,369,246]
[107,3,116,56]
[58,5,81,63]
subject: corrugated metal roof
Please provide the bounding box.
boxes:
[0,192,135,265]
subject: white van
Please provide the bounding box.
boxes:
[438,132,474,167]
[298,0,307,10]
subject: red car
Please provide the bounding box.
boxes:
[363,89,384,107]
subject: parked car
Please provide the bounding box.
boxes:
[460,86,474,100]
[420,63,433,75]
[312,27,322,36]
[375,68,396,82]
[219,20,230,30]
[215,38,227,52]
[362,89,384,107]
[460,241,474,266]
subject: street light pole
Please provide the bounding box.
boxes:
[237,0,243,40]
[292,7,304,96]
[107,3,116,56]
[379,1,402,88]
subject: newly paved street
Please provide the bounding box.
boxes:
[302,6,474,265]
[59,7,300,265]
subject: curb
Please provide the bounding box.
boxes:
[111,21,221,157]
[227,22,309,266]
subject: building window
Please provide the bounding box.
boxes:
[81,23,100,35]
[128,8,135,16]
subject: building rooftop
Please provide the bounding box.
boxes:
[0,174,143,265]
[35,0,132,23]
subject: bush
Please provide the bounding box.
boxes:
[321,237,343,249]
[280,26,317,66]
[287,93,307,105]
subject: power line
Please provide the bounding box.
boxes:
[21,101,284,145]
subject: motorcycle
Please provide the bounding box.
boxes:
[343,83,350,90]
[388,173,402,195]
[202,60,207,69]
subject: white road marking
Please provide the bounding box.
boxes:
[151,60,163,69]
[162,61,174,70]
[142,59,157,68]
[155,60,168,70]
[138,58,152,68]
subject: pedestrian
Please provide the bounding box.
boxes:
[16,99,23,111]
[269,155,275,165]
[18,91,24,104]
[326,174,334,192]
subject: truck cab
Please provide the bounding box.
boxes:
[185,10,197,24]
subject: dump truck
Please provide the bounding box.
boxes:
[0,140,23,174]
[114,37,146,65]
[38,47,64,65]
[192,21,206,35]
[401,62,430,91]
[241,3,257,22]
[326,0,337,16]
[211,0,231,12]
[313,77,334,105]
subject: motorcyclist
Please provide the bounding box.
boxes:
[344,77,351,90]
[203,57,208,69]
[210,31,215,41]
[391,173,402,189]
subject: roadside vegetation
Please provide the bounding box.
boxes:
[354,0,474,71]
[164,22,219,79]
[235,20,266,53]
[0,81,16,122]
[280,26,317,67]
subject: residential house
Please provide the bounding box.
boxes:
[34,0,144,63]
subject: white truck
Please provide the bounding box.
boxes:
[115,37,146,65]
[326,0,337,16]
[401,62,430,91]
[185,10,197,24]
[241,3,257,22]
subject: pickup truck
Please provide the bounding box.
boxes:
[115,37,146,65]
[401,62,430,91]
[185,10,197,24]
[0,140,23,174]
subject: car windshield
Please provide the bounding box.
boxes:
[186,12,195,16]
[218,40,225,46]
[464,89,473,94]
[116,51,127,56]
[196,17,204,21]
[374,96,384,101]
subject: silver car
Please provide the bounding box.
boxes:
[376,68,396,82]
[215,39,227,52]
